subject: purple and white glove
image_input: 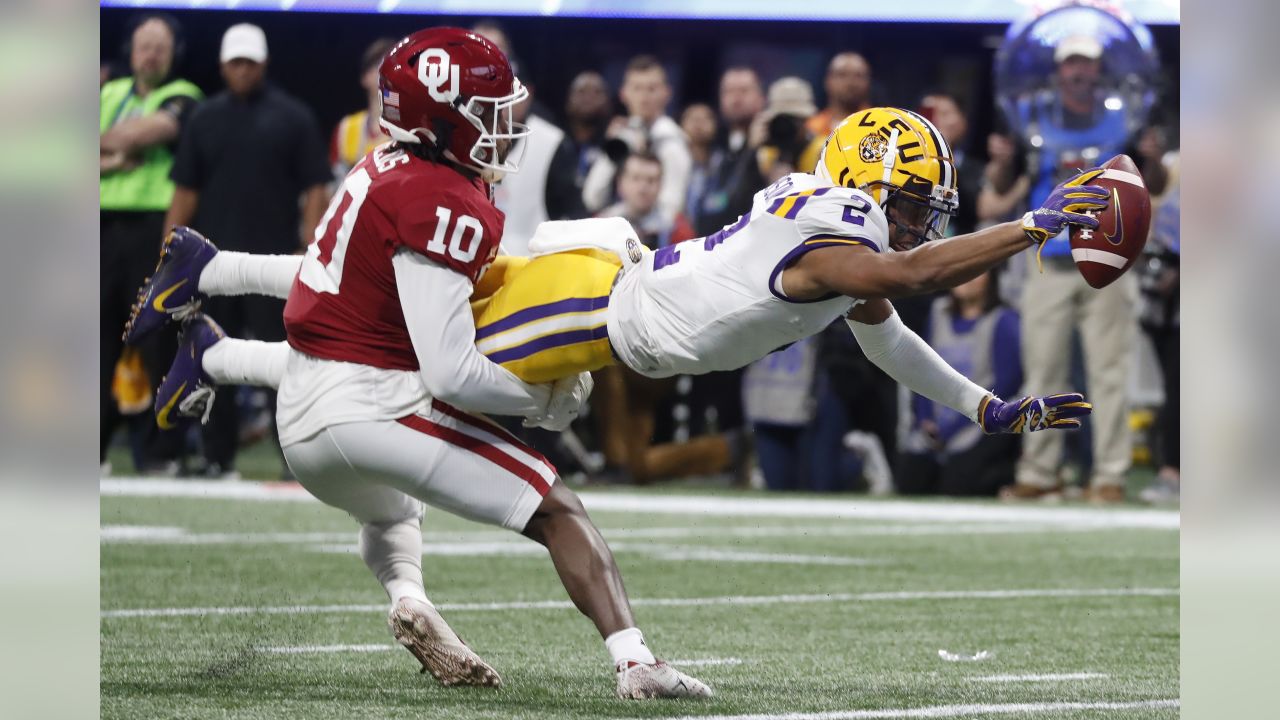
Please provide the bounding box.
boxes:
[977,393,1092,434]
[1021,168,1110,244]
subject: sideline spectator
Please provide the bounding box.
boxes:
[563,71,612,187]
[984,35,1166,502]
[919,92,982,236]
[101,13,202,472]
[166,23,330,477]
[1138,155,1180,504]
[897,271,1022,496]
[807,52,872,138]
[582,55,692,225]
[330,37,397,180]
[680,102,721,230]
[691,67,765,235]
[753,76,817,184]
[744,339,817,491]
[598,151,695,248]
[798,52,872,170]
[744,339,864,492]
[493,82,588,254]
[892,91,980,335]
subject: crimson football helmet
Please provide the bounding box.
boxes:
[378,27,529,182]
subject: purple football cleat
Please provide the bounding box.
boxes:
[123,226,218,345]
[155,314,224,430]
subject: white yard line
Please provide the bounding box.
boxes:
[101,527,356,545]
[102,526,884,566]
[972,673,1110,683]
[100,525,189,540]
[312,540,880,566]
[255,644,744,669]
[260,644,391,654]
[605,524,1100,538]
[100,477,1179,529]
[311,541,548,557]
[668,657,744,667]
[99,522,1102,545]
[623,546,883,566]
[628,699,1178,720]
[101,586,1176,619]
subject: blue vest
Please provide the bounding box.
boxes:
[1023,97,1130,258]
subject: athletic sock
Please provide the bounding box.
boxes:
[359,517,431,606]
[202,338,289,388]
[605,627,656,666]
[198,251,301,299]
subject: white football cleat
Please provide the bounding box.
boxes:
[615,659,714,699]
[387,598,502,687]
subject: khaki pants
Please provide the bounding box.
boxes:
[1017,257,1136,488]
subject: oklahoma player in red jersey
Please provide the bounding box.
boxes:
[124,28,710,699]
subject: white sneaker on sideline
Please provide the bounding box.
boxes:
[615,659,713,699]
[845,430,894,495]
[387,598,502,687]
[1139,477,1180,505]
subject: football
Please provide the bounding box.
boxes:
[1068,153,1152,289]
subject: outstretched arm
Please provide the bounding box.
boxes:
[802,221,1034,299]
[846,299,989,421]
[796,171,1109,299]
[847,299,1091,433]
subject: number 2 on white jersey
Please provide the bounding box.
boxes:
[299,168,372,295]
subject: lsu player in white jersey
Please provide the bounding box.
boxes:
[141,107,1110,469]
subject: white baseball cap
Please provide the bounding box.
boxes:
[1054,35,1103,63]
[763,77,818,120]
[221,23,268,64]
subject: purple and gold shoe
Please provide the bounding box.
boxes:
[155,314,224,430]
[123,226,218,345]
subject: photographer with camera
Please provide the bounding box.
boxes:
[751,77,818,184]
[581,55,692,227]
[692,74,814,237]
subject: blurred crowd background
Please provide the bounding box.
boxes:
[100,3,1180,504]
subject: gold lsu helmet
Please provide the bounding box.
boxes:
[816,107,959,246]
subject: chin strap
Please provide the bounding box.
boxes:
[878,129,900,205]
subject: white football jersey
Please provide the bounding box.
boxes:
[605,173,890,378]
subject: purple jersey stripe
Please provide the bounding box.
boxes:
[474,295,610,341]
[767,238,876,305]
[783,195,812,219]
[485,325,610,364]
[766,197,787,215]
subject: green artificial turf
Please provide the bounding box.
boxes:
[101,491,1178,719]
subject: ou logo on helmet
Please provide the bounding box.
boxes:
[418,48,460,102]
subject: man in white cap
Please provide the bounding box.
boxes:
[218,23,270,99]
[164,23,332,478]
[1053,35,1105,120]
[753,76,818,183]
[979,31,1169,503]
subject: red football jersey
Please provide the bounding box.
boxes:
[284,145,504,370]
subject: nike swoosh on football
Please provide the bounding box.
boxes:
[151,279,189,312]
[1103,188,1124,246]
[156,381,187,430]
